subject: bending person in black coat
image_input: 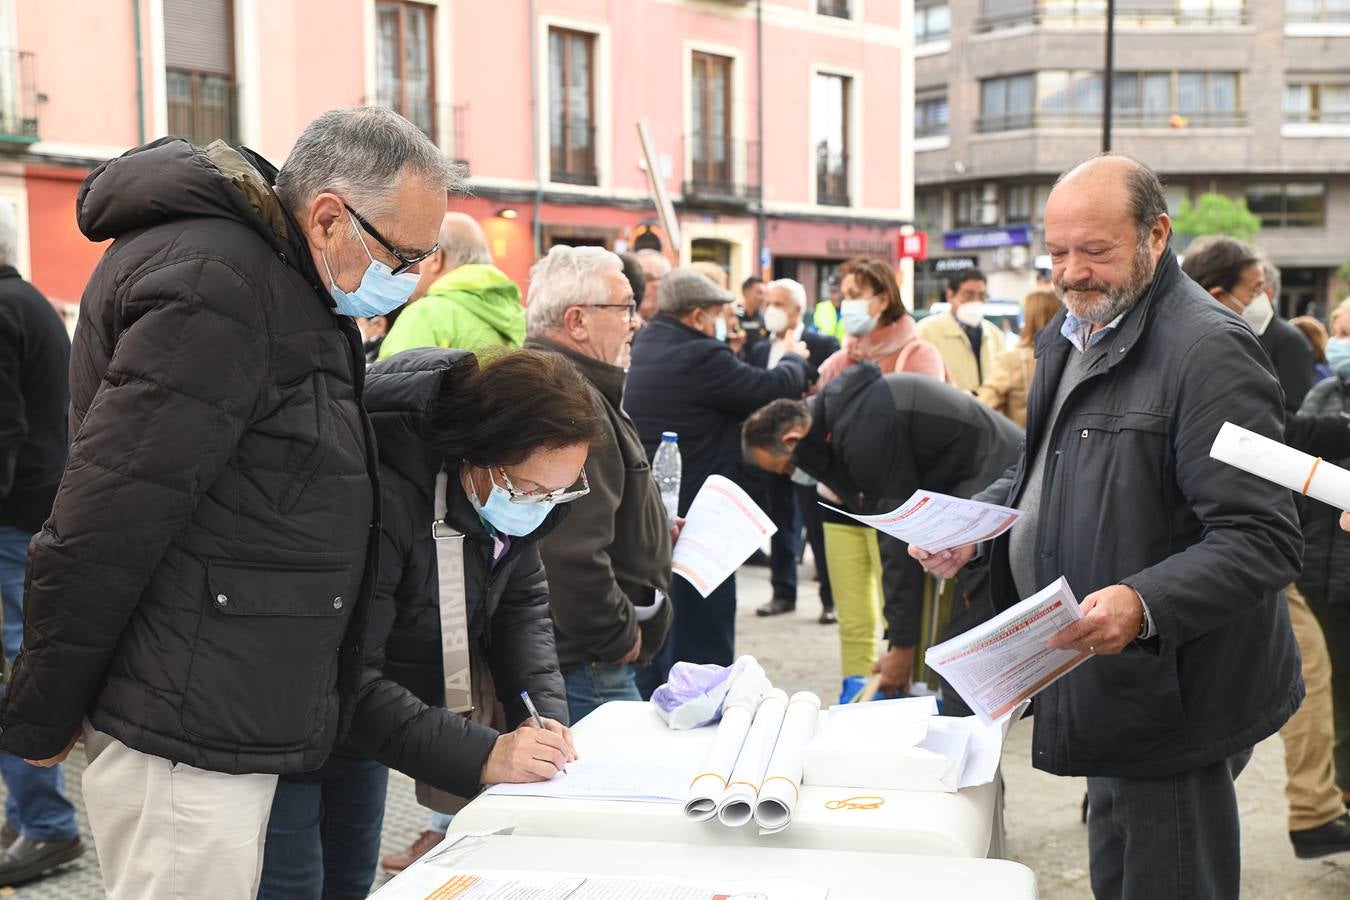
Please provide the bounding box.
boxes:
[259,348,601,899]
[742,363,1023,701]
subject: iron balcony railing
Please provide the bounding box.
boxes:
[977,2,1249,32]
[683,134,761,203]
[816,147,850,207]
[0,50,39,143]
[977,108,1248,132]
[550,119,598,186]
[167,69,238,146]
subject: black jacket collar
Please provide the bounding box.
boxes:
[523,336,626,409]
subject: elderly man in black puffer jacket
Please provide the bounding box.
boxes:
[0,107,455,898]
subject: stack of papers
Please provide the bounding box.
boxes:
[379,866,827,900]
[683,662,773,820]
[925,576,1090,725]
[800,696,1019,793]
[716,689,790,827]
[486,761,695,803]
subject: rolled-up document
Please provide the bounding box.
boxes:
[715,689,788,827]
[1210,422,1350,509]
[753,691,821,834]
[682,662,771,821]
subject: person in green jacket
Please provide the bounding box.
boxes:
[378,212,524,359]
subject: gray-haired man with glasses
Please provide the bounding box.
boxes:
[524,245,676,721]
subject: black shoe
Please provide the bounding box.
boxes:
[0,834,84,886]
[744,550,771,567]
[1291,812,1350,859]
[0,823,16,852]
[818,609,837,625]
[756,598,796,617]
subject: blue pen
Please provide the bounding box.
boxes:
[521,690,568,772]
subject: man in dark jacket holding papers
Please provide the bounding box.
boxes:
[742,362,1022,697]
[913,156,1303,899]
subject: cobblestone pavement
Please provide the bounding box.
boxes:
[2,556,1348,897]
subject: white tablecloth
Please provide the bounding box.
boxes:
[374,833,1038,899]
[449,701,1000,858]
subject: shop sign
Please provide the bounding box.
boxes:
[898,232,928,261]
[942,226,1032,251]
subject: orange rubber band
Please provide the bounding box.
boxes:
[826,795,885,811]
[727,781,761,797]
[1303,457,1322,496]
[689,772,727,789]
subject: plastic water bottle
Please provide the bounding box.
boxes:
[652,432,682,520]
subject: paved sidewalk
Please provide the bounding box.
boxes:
[1,557,1348,897]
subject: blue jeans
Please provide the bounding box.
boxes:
[257,760,389,900]
[562,662,641,724]
[0,525,77,842]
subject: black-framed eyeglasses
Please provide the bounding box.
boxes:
[587,302,638,322]
[344,203,440,276]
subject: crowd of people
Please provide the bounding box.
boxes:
[1,105,1350,898]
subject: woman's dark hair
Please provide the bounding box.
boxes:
[844,257,907,328]
[430,349,603,468]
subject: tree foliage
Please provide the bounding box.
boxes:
[1171,193,1262,244]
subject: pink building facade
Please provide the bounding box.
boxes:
[1,0,914,306]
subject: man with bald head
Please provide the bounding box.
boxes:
[378,211,524,358]
[913,154,1303,898]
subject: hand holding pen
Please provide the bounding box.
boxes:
[478,690,578,785]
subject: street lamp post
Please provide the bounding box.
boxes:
[1102,0,1116,152]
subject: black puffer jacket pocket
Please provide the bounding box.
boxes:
[182,561,352,750]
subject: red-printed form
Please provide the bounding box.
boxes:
[924,577,1091,725]
[672,475,777,598]
[819,490,1021,553]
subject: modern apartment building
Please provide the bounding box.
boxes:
[0,0,915,311]
[911,0,1350,316]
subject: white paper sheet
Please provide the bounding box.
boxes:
[753,691,821,834]
[1210,421,1350,509]
[672,475,777,597]
[820,489,1022,553]
[682,660,771,821]
[925,576,1089,725]
[485,760,695,803]
[379,867,827,900]
[715,689,789,827]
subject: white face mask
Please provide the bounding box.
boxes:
[763,306,791,336]
[954,301,987,328]
[1239,292,1274,336]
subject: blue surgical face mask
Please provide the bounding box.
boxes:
[469,473,555,537]
[714,315,729,342]
[789,466,818,487]
[840,299,877,337]
[1328,338,1350,381]
[322,214,419,319]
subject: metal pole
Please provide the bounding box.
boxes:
[528,0,543,258]
[755,0,766,276]
[1102,0,1115,153]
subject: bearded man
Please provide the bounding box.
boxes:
[912,154,1304,900]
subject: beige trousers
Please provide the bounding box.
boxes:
[81,724,278,899]
[1281,584,1347,831]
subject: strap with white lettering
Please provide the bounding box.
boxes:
[434,471,474,714]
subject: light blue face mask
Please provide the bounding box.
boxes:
[789,466,818,487]
[714,315,729,342]
[470,475,555,537]
[840,299,877,337]
[322,214,419,319]
[1328,338,1350,381]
